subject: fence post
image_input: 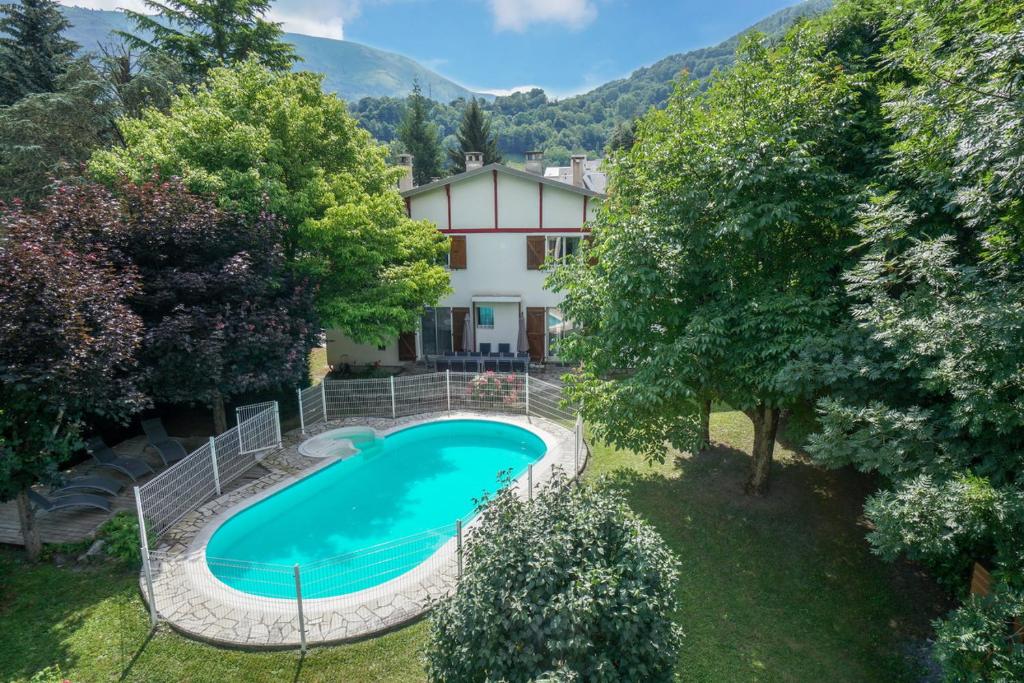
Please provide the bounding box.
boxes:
[273,401,282,448]
[236,406,244,454]
[320,381,328,422]
[209,437,221,496]
[528,463,534,501]
[525,373,530,416]
[134,486,159,628]
[456,519,463,580]
[446,370,451,415]
[298,388,306,435]
[294,564,307,654]
[390,375,397,419]
[574,414,582,478]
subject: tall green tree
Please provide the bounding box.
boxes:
[90,59,450,346]
[397,80,442,185]
[447,97,501,172]
[550,12,886,494]
[0,0,78,105]
[118,0,296,82]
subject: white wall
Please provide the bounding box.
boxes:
[325,331,400,367]
[450,172,494,229]
[472,301,519,352]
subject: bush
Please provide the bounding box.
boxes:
[933,586,1024,681]
[97,512,145,564]
[425,473,683,682]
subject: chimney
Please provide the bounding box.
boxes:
[397,153,414,191]
[465,151,484,171]
[524,150,544,175]
[570,154,586,188]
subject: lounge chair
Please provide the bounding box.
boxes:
[88,437,154,481]
[141,418,188,466]
[53,475,124,497]
[29,490,111,514]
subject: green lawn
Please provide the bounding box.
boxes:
[0,411,943,682]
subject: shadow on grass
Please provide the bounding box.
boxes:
[592,440,947,682]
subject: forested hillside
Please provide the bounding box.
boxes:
[353,0,832,160]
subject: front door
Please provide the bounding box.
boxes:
[398,331,416,361]
[526,307,546,362]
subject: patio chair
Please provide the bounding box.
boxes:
[456,351,470,357]
[479,343,492,355]
[28,490,111,514]
[436,359,450,372]
[88,437,154,481]
[53,475,124,497]
[141,418,189,467]
[449,359,465,372]
[484,358,498,371]
[497,358,513,372]
[498,343,511,353]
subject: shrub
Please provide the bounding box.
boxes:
[425,473,683,682]
[97,512,145,564]
[933,586,1024,681]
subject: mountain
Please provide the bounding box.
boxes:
[351,0,833,160]
[58,5,487,102]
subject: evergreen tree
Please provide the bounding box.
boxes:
[0,0,78,105]
[118,0,296,82]
[397,80,442,185]
[447,97,501,172]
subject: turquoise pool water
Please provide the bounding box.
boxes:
[205,419,546,599]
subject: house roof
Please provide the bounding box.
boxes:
[400,162,605,199]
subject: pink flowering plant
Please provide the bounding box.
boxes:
[465,372,521,407]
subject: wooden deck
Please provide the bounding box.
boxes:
[0,436,269,547]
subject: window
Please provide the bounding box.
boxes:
[420,307,453,355]
[546,307,576,359]
[476,306,494,329]
[545,236,581,262]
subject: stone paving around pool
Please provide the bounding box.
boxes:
[144,411,583,649]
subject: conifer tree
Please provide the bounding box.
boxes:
[0,0,78,105]
[398,80,442,185]
[447,97,501,172]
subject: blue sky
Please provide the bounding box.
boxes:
[64,0,804,97]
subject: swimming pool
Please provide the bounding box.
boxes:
[204,419,546,599]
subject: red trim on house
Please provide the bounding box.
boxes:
[439,227,589,234]
[539,182,543,229]
[492,169,499,228]
[583,195,588,223]
[445,184,451,229]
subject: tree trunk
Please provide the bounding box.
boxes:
[699,398,712,452]
[17,490,42,562]
[744,403,780,495]
[212,389,228,435]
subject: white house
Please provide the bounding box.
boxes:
[325,151,603,368]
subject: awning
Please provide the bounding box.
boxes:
[470,295,522,304]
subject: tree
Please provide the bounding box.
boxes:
[426,474,683,681]
[0,0,78,105]
[447,97,501,172]
[0,60,120,204]
[118,0,296,82]
[803,1,1024,675]
[397,80,442,185]
[52,177,318,434]
[89,60,450,347]
[0,190,144,560]
[97,42,185,118]
[550,15,885,494]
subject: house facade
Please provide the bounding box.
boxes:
[325,152,603,369]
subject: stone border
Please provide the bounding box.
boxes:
[144,412,580,648]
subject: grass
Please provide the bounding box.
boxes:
[0,410,944,682]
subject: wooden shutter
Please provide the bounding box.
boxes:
[398,331,417,361]
[449,235,467,270]
[526,236,546,270]
[526,307,546,361]
[451,307,469,352]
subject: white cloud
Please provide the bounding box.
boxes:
[488,0,597,32]
[477,83,545,96]
[59,0,149,12]
[270,11,346,40]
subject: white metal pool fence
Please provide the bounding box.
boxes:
[134,372,586,649]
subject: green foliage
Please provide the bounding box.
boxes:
[397,80,442,185]
[446,97,501,172]
[549,8,885,491]
[28,664,67,683]
[118,0,296,82]
[97,512,145,564]
[88,60,450,341]
[426,474,683,682]
[933,586,1024,682]
[0,0,78,104]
